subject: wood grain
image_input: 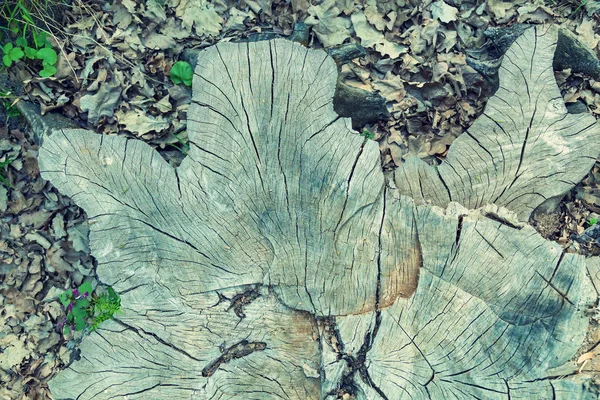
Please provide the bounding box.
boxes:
[394,25,600,221]
[40,30,597,399]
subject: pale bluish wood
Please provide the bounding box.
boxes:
[394,25,600,221]
[181,40,421,316]
[364,269,590,399]
[318,202,592,399]
[39,32,597,400]
[48,287,321,399]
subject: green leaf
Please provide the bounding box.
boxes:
[170,61,193,86]
[9,47,24,62]
[63,325,71,335]
[15,36,27,47]
[39,65,57,77]
[58,291,71,307]
[590,217,598,226]
[360,130,375,140]
[2,54,12,67]
[78,281,93,296]
[24,46,36,59]
[3,42,13,54]
[33,31,50,49]
[71,305,88,330]
[74,316,87,331]
[107,286,118,299]
[6,106,20,118]
[75,297,90,308]
[35,48,57,65]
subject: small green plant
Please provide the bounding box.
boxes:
[58,282,122,334]
[0,1,59,77]
[1,31,57,76]
[2,42,24,67]
[589,217,598,226]
[168,131,191,155]
[0,157,14,188]
[170,61,193,86]
[34,45,57,76]
[0,90,20,121]
[360,129,375,140]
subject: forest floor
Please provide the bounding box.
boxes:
[2,0,600,398]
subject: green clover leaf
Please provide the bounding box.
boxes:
[3,43,14,54]
[33,31,51,49]
[35,47,57,66]
[71,305,88,331]
[58,291,71,307]
[78,281,93,296]
[39,65,57,77]
[9,47,24,62]
[15,36,27,47]
[2,55,12,68]
[24,46,36,60]
[170,61,193,86]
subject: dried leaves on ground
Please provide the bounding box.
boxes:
[3,0,600,398]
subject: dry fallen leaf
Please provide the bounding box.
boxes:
[0,336,28,370]
[116,109,170,136]
[305,0,352,47]
[372,72,406,102]
[351,12,407,58]
[576,16,599,49]
[364,0,389,31]
[174,0,224,37]
[486,0,515,22]
[79,81,122,125]
[431,0,459,23]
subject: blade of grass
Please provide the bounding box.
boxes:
[569,0,588,18]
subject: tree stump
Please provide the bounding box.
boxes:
[41,25,600,399]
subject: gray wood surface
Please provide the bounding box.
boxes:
[394,25,600,221]
[40,31,597,399]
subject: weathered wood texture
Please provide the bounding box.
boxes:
[394,25,600,221]
[40,26,598,399]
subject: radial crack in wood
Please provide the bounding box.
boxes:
[40,40,419,318]
[47,286,321,399]
[394,25,600,221]
[39,31,597,399]
[319,200,594,399]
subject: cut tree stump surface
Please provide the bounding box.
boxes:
[394,27,600,221]
[40,26,599,399]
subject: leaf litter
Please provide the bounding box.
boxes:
[2,0,600,397]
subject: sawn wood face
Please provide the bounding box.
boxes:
[41,26,598,399]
